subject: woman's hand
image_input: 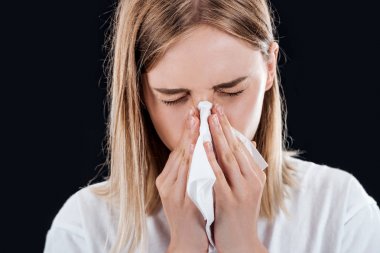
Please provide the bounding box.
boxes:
[156,109,209,253]
[203,104,268,253]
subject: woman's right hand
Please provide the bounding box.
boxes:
[155,108,209,253]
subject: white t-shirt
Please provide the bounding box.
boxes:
[44,157,380,252]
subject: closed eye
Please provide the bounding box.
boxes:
[160,90,245,106]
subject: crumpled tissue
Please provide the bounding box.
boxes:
[186,101,268,253]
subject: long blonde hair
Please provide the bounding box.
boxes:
[92,0,303,252]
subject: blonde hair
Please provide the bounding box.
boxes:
[92,0,303,252]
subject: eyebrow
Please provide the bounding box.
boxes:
[153,76,248,95]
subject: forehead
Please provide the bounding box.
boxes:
[146,25,263,89]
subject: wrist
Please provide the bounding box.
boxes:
[167,242,208,253]
[217,237,268,253]
[244,236,268,253]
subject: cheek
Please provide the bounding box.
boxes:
[144,84,189,151]
[223,87,263,138]
[149,105,188,151]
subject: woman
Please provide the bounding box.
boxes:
[44,0,380,252]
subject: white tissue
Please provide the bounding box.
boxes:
[186,101,268,253]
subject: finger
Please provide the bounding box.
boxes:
[188,116,200,154]
[212,104,253,178]
[159,110,197,184]
[176,145,193,200]
[208,113,242,190]
[176,114,199,180]
[160,147,186,186]
[170,115,199,184]
[237,138,266,186]
[177,109,199,160]
[189,105,200,119]
[233,138,258,178]
[203,141,231,195]
[177,119,200,197]
[250,140,266,184]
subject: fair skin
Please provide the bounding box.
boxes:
[143,24,278,253]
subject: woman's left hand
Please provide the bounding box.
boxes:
[203,103,268,253]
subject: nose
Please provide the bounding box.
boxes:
[190,94,216,115]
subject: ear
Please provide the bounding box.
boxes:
[265,42,279,91]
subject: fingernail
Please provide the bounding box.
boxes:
[216,104,224,116]
[188,115,195,129]
[205,142,213,153]
[192,118,199,132]
[212,114,220,131]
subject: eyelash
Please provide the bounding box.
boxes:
[161,90,245,106]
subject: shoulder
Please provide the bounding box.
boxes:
[287,156,353,190]
[50,181,110,233]
[44,181,113,253]
[286,156,377,221]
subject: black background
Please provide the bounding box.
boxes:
[4,0,379,252]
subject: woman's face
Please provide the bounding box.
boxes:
[142,24,278,151]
